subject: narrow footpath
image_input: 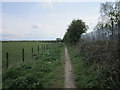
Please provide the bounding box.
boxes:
[64,46,76,88]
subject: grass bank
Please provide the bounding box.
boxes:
[67,45,100,88]
[67,41,120,88]
[2,43,64,88]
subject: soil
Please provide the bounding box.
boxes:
[64,46,76,88]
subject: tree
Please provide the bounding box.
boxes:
[100,1,120,40]
[63,19,87,44]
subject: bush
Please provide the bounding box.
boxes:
[9,73,43,88]
[67,41,120,88]
[76,41,120,88]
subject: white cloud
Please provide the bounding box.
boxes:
[3,14,31,35]
[2,11,99,40]
[82,15,99,32]
[40,1,54,9]
[0,13,2,34]
[1,0,116,2]
[2,2,101,40]
[46,11,99,33]
[32,24,41,29]
[2,13,38,40]
[2,13,66,40]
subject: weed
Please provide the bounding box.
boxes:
[2,43,64,88]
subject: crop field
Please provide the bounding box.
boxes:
[2,41,48,70]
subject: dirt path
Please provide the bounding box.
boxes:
[64,46,76,88]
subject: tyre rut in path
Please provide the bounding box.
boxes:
[64,46,76,88]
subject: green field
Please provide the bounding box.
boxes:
[2,42,64,88]
[2,41,48,70]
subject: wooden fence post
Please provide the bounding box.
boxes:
[32,47,33,57]
[22,49,24,62]
[46,45,48,49]
[6,52,9,69]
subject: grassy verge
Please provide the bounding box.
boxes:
[67,45,103,88]
[67,41,120,88]
[50,45,64,88]
[2,43,64,88]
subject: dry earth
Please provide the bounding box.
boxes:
[64,46,76,88]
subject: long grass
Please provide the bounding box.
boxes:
[67,40,120,88]
[67,45,101,88]
[2,41,47,69]
[2,43,64,88]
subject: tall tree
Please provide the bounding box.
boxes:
[63,19,87,44]
[100,1,120,40]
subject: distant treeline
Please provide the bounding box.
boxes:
[1,40,59,43]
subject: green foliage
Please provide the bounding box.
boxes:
[67,45,103,88]
[63,19,88,44]
[2,43,64,88]
[9,73,43,88]
[67,41,120,88]
[2,41,46,70]
[98,1,120,40]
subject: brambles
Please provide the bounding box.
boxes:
[68,41,120,88]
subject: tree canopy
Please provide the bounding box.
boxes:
[63,19,88,44]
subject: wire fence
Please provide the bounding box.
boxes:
[2,44,49,70]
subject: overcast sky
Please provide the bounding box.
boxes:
[1,1,101,40]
